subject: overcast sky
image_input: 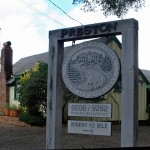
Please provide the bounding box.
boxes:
[0,0,150,70]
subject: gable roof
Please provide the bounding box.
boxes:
[13,52,49,75]
[13,36,112,75]
[12,36,150,86]
[140,69,150,84]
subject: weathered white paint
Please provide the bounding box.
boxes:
[46,37,64,149]
[68,103,112,118]
[9,86,20,107]
[68,120,111,136]
[47,18,138,149]
[121,26,138,147]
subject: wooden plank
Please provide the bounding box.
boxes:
[49,19,138,41]
[46,37,64,149]
[68,120,112,136]
[121,25,138,147]
[68,103,112,118]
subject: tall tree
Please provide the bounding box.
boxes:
[73,0,145,17]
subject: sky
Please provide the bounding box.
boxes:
[0,0,150,70]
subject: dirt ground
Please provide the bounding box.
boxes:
[0,116,150,149]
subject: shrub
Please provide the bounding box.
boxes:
[18,61,48,126]
[19,111,46,126]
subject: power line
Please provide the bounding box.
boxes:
[17,0,66,27]
[48,0,83,26]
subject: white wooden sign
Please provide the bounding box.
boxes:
[68,103,112,117]
[68,120,111,136]
[47,19,138,148]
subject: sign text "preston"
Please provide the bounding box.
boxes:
[61,22,117,38]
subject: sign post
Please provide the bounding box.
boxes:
[47,19,138,149]
[121,26,138,147]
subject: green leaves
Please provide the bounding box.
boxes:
[73,0,145,18]
[18,61,48,124]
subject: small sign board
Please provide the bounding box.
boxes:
[68,103,112,118]
[68,120,111,136]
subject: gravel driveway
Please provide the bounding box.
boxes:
[0,116,150,149]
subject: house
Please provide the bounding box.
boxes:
[0,36,150,121]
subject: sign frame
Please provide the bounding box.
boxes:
[46,19,138,149]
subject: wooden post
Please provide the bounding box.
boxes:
[46,33,64,149]
[46,19,139,149]
[121,24,138,147]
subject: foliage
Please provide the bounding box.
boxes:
[17,60,106,124]
[18,61,48,126]
[73,0,145,17]
[9,104,22,110]
[19,111,46,126]
[9,104,17,110]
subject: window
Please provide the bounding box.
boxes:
[14,78,20,100]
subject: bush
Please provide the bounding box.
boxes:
[18,61,47,126]
[19,111,46,126]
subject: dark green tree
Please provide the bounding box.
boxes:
[73,0,145,17]
[18,61,48,126]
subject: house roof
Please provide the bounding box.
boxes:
[11,36,150,86]
[13,52,49,75]
[140,69,150,84]
[13,36,111,75]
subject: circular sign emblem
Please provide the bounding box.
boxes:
[62,41,120,98]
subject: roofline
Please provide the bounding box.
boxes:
[107,36,122,49]
[139,69,150,85]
